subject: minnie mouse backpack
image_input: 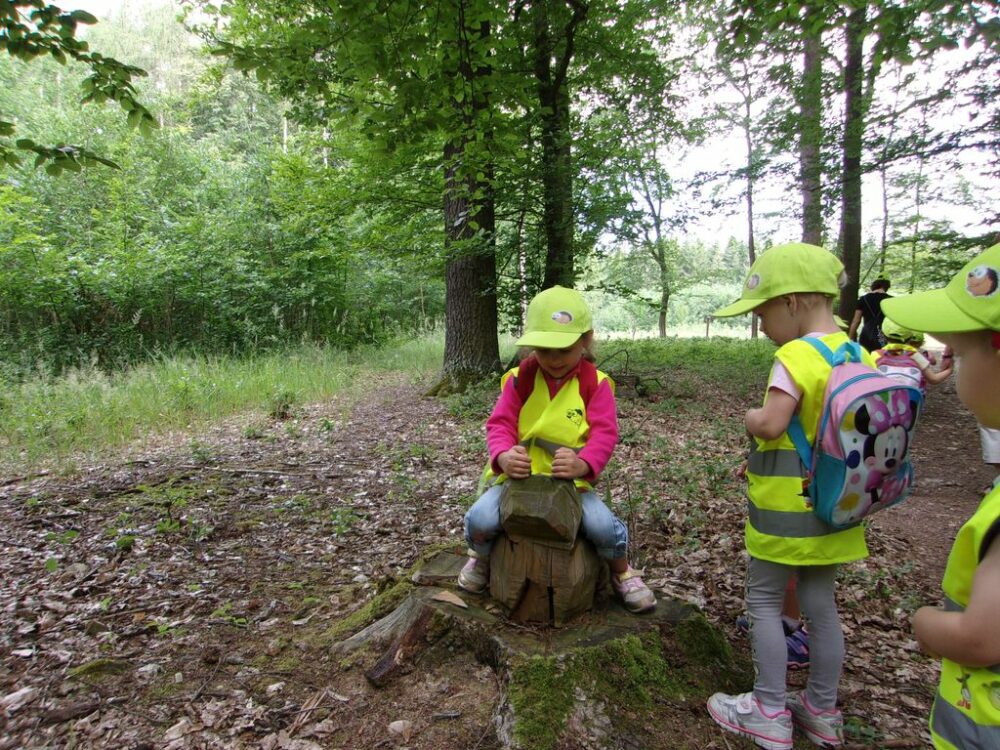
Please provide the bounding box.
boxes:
[787,337,923,529]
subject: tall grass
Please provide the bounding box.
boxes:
[0,332,772,473]
[0,335,447,471]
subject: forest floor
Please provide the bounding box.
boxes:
[0,364,994,750]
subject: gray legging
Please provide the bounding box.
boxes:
[746,557,844,711]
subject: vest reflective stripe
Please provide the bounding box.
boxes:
[747,502,852,538]
[744,332,870,565]
[481,365,611,491]
[932,483,1000,748]
[931,693,1000,749]
[747,447,803,478]
[521,437,577,456]
[943,596,963,612]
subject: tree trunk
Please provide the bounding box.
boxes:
[800,7,824,246]
[743,87,759,339]
[657,244,670,338]
[837,4,866,319]
[534,1,587,290]
[430,14,501,394]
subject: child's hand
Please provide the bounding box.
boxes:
[734,460,748,481]
[498,445,531,479]
[551,447,588,479]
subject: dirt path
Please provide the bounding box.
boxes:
[0,370,993,749]
[871,378,995,591]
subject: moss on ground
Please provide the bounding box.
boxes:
[508,632,692,750]
[318,579,414,645]
[68,658,132,681]
[507,617,751,750]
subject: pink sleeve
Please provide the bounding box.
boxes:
[486,377,522,473]
[768,361,802,401]
[577,379,618,482]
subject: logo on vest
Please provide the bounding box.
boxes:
[566,408,583,426]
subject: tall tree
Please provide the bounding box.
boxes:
[203,0,504,389]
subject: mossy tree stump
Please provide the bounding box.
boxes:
[489,475,607,626]
[328,551,752,750]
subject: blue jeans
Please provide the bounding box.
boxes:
[463,483,628,560]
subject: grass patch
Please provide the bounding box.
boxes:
[0,335,446,471]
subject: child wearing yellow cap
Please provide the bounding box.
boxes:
[458,286,656,614]
[882,244,1000,750]
[874,318,954,393]
[707,242,874,750]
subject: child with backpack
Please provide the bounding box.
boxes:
[707,242,881,750]
[882,243,1000,750]
[457,286,656,614]
[875,319,953,393]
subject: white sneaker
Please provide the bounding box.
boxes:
[457,555,488,593]
[787,691,844,747]
[707,691,793,750]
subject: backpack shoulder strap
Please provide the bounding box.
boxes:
[787,414,813,468]
[514,356,600,407]
[577,359,599,406]
[799,336,865,366]
[514,355,540,403]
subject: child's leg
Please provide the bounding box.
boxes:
[747,557,795,710]
[796,564,843,710]
[579,491,655,612]
[578,490,628,561]
[463,484,504,558]
[782,577,801,621]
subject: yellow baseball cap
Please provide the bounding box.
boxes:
[882,243,1000,333]
[714,242,844,317]
[516,286,593,348]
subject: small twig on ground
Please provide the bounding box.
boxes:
[0,471,51,487]
[177,464,343,479]
[190,657,222,703]
[844,740,923,750]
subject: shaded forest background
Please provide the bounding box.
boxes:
[0,0,998,382]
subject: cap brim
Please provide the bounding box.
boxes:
[515,331,585,348]
[713,297,765,318]
[882,290,984,333]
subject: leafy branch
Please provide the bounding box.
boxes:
[1,0,157,173]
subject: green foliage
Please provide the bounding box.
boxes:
[0,0,157,169]
[0,335,445,471]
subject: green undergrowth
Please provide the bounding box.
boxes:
[604,337,774,402]
[0,335,446,471]
[508,615,752,750]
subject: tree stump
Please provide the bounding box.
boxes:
[490,534,606,626]
[329,551,753,750]
[489,476,607,626]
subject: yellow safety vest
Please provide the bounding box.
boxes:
[480,364,613,492]
[930,479,1000,750]
[744,333,870,565]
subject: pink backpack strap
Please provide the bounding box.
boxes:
[514,355,540,404]
[576,359,599,407]
[513,355,599,407]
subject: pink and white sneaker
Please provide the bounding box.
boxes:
[611,566,656,613]
[786,691,844,747]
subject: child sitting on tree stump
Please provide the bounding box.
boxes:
[457,286,656,614]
